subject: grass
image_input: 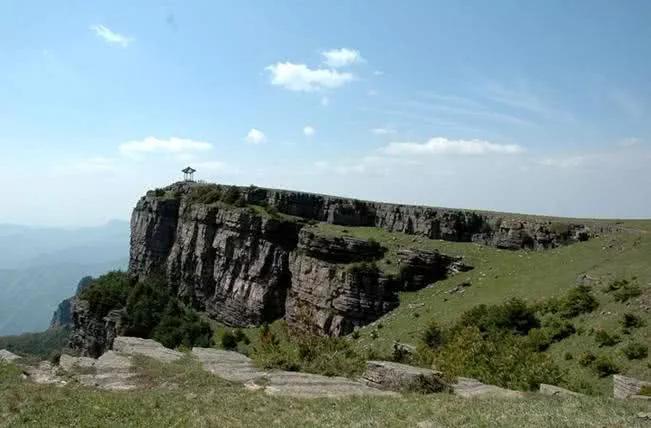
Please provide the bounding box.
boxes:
[307,221,651,395]
[1,357,649,428]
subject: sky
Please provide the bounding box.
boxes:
[1,0,651,226]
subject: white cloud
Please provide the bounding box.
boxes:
[321,96,330,106]
[119,137,212,157]
[618,137,640,148]
[265,62,353,92]
[370,128,395,135]
[245,128,267,144]
[303,126,315,137]
[537,156,586,169]
[382,137,524,156]
[367,89,378,96]
[373,70,384,76]
[321,48,364,68]
[90,25,133,47]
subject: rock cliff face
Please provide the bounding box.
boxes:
[50,276,94,329]
[72,181,600,350]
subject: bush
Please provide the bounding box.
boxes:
[559,285,598,318]
[0,328,71,359]
[613,283,642,303]
[222,187,241,205]
[622,342,648,360]
[432,327,563,391]
[541,315,576,341]
[221,331,238,350]
[421,321,444,350]
[188,185,222,204]
[564,352,573,361]
[79,271,131,318]
[592,355,619,377]
[457,298,540,336]
[594,329,621,347]
[621,313,644,330]
[346,261,380,277]
[640,386,651,396]
[578,352,596,367]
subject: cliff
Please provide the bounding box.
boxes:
[71,181,602,354]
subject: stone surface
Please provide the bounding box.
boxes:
[0,349,21,362]
[613,374,651,399]
[25,361,67,386]
[59,351,137,391]
[452,377,525,399]
[192,347,396,398]
[362,360,449,393]
[112,336,183,363]
[50,276,94,329]
[539,384,584,397]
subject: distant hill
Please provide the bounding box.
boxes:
[0,221,129,335]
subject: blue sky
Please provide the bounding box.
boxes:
[1,0,650,226]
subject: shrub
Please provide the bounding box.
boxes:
[622,342,648,360]
[222,187,241,205]
[233,329,250,345]
[188,184,222,204]
[541,315,576,342]
[432,327,563,391]
[559,285,598,318]
[347,261,380,277]
[613,283,642,303]
[621,313,644,330]
[594,329,621,347]
[592,355,619,377]
[234,195,247,207]
[526,328,553,352]
[421,321,444,350]
[603,279,629,293]
[564,352,573,361]
[154,188,166,197]
[640,386,651,396]
[79,271,131,318]
[457,298,539,336]
[221,331,238,350]
[578,352,596,367]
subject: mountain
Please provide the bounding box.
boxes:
[0,220,129,335]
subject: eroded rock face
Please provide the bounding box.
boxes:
[362,360,449,393]
[68,300,124,358]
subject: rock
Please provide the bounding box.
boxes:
[0,349,21,362]
[59,351,137,390]
[638,412,651,420]
[396,249,466,291]
[50,276,94,329]
[539,384,583,397]
[192,347,396,398]
[613,374,651,399]
[68,300,124,358]
[362,361,449,393]
[112,336,183,363]
[25,361,67,386]
[452,377,524,399]
[631,395,651,401]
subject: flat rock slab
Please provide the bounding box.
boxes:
[362,360,448,393]
[59,351,137,391]
[539,384,584,397]
[453,377,524,399]
[613,374,651,399]
[113,336,183,363]
[192,347,396,399]
[25,361,67,386]
[0,349,21,362]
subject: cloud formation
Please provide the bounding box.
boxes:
[303,126,315,137]
[321,48,364,68]
[245,128,267,144]
[90,25,133,47]
[370,128,395,135]
[265,62,353,92]
[119,137,212,157]
[382,137,524,156]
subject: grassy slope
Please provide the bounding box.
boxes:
[1,357,649,428]
[307,221,651,395]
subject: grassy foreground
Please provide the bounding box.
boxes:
[1,357,649,428]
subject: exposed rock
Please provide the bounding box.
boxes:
[0,349,20,362]
[452,377,525,399]
[50,276,94,329]
[298,229,385,263]
[362,360,449,393]
[539,384,584,397]
[112,336,183,363]
[192,347,396,398]
[397,249,466,290]
[68,300,124,358]
[59,351,137,391]
[24,361,67,386]
[614,374,651,399]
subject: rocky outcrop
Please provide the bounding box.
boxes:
[50,276,94,329]
[452,377,525,399]
[112,336,183,363]
[362,360,449,393]
[0,349,20,362]
[539,384,584,397]
[68,300,124,358]
[613,374,651,399]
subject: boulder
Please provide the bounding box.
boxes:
[539,384,583,397]
[362,360,449,393]
[0,349,20,362]
[452,377,524,399]
[112,336,183,363]
[613,374,651,399]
